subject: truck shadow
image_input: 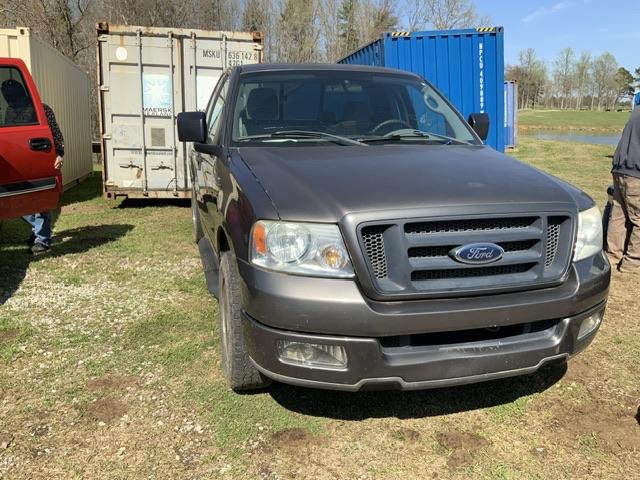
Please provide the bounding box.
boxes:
[0,223,133,305]
[267,363,566,420]
[116,198,190,209]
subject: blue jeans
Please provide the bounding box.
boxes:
[22,212,53,246]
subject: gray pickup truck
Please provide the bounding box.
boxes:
[177,64,610,392]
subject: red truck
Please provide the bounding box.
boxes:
[0,57,60,221]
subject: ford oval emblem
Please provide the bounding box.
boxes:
[449,243,504,265]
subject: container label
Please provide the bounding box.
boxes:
[201,49,259,66]
[143,74,172,116]
[478,42,485,113]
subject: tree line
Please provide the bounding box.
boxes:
[507,48,638,111]
[0,0,490,133]
[0,0,490,65]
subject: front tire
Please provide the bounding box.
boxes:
[218,252,271,391]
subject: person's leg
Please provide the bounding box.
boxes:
[21,214,36,245]
[606,174,628,263]
[32,211,52,247]
[620,176,640,271]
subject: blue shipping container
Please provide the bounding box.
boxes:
[338,28,505,151]
[504,80,518,148]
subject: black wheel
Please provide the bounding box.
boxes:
[218,252,271,391]
[191,187,204,243]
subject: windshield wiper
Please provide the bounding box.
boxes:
[358,130,468,145]
[237,130,366,146]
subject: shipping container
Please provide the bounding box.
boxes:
[634,91,640,110]
[96,23,263,199]
[338,28,505,151]
[504,80,517,148]
[0,27,93,188]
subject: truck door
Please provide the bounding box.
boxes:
[0,58,59,221]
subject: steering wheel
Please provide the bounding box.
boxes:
[370,119,414,135]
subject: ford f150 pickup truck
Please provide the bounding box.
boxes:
[177,64,610,392]
[0,58,60,221]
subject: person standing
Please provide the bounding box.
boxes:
[607,108,640,273]
[23,103,64,254]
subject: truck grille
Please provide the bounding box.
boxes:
[359,213,573,298]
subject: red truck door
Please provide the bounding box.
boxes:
[0,58,59,221]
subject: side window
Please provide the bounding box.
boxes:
[0,67,37,127]
[207,76,229,143]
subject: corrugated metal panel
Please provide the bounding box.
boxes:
[0,27,93,188]
[504,80,517,148]
[97,23,263,199]
[338,28,506,152]
[634,91,640,110]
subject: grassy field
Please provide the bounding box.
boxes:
[1,138,638,479]
[519,109,630,132]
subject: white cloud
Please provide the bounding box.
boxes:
[522,1,577,23]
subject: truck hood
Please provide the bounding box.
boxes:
[237,144,587,222]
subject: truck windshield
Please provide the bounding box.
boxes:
[231,70,478,146]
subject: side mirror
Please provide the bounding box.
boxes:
[467,113,490,141]
[177,111,207,143]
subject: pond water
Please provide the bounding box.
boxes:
[525,131,620,146]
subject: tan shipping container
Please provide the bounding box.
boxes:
[96,23,263,199]
[0,27,93,189]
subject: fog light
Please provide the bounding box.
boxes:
[577,311,603,340]
[277,341,347,369]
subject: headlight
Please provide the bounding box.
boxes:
[573,206,603,262]
[250,220,355,277]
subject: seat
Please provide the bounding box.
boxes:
[242,87,278,135]
[1,79,36,125]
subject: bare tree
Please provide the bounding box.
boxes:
[337,0,360,58]
[591,52,618,110]
[276,0,320,63]
[318,0,341,61]
[407,0,490,31]
[552,47,574,109]
[573,51,591,110]
[518,48,547,109]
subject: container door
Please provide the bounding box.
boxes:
[100,31,185,195]
[0,61,58,220]
[182,34,261,190]
[183,34,262,113]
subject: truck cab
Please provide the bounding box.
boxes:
[178,64,610,392]
[0,57,60,221]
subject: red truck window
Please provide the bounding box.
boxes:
[0,66,37,127]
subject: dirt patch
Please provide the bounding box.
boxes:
[550,401,640,452]
[269,428,315,450]
[564,356,593,382]
[0,432,13,449]
[0,329,18,343]
[84,398,128,424]
[436,430,490,469]
[31,424,50,437]
[395,428,421,443]
[86,374,137,392]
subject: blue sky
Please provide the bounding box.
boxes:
[474,0,639,71]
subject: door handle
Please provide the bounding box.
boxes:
[29,138,52,152]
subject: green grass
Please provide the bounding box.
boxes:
[511,136,613,208]
[519,109,630,132]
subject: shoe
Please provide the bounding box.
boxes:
[30,243,50,255]
[617,263,640,275]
